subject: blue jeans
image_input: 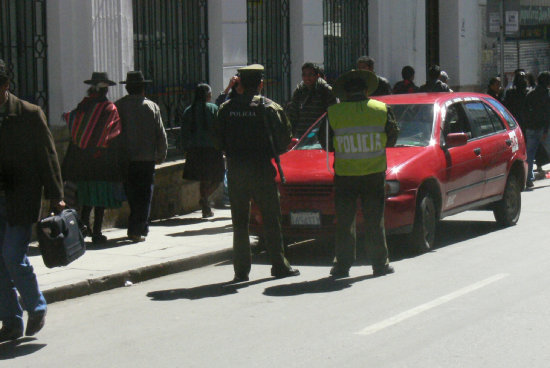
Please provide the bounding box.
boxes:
[0,196,47,328]
[526,128,544,182]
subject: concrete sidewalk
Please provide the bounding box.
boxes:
[29,208,235,303]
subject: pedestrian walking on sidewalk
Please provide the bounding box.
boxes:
[216,64,299,282]
[319,69,398,278]
[0,59,65,341]
[116,71,167,242]
[62,72,123,244]
[180,83,224,218]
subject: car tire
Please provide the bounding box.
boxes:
[493,174,521,227]
[410,192,437,253]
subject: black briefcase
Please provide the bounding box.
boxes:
[37,209,86,268]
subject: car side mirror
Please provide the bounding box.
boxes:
[288,138,299,150]
[445,132,468,148]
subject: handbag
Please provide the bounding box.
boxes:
[36,209,86,268]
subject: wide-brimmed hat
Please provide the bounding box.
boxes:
[83,72,116,86]
[333,69,378,99]
[120,71,152,84]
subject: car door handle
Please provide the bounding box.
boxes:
[505,139,512,146]
[473,148,481,155]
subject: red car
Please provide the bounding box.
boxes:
[250,93,527,252]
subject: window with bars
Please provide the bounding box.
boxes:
[247,0,291,105]
[133,0,209,157]
[0,0,48,114]
[323,0,368,87]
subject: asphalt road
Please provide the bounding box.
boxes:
[4,182,550,367]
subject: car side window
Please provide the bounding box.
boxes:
[443,103,473,138]
[486,97,517,129]
[484,103,506,132]
[464,102,494,137]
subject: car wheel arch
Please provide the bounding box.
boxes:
[415,178,442,220]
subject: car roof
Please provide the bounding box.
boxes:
[373,92,492,105]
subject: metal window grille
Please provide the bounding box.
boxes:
[133,0,209,157]
[0,0,48,114]
[247,0,291,105]
[323,0,368,86]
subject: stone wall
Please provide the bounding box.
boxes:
[43,126,218,231]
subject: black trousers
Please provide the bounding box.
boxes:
[227,160,290,276]
[124,161,155,237]
[333,172,389,270]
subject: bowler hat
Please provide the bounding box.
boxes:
[83,72,116,86]
[120,71,152,84]
[333,69,378,99]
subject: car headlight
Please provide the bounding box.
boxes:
[385,180,400,197]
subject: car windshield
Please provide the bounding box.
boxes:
[294,103,434,150]
[392,104,434,147]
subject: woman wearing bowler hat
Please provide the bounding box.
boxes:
[62,72,123,244]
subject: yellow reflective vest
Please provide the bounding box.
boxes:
[328,99,388,176]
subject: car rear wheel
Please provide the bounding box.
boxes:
[410,192,437,253]
[493,174,521,227]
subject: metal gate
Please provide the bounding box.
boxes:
[0,0,48,113]
[247,0,291,105]
[323,0,368,86]
[133,0,209,156]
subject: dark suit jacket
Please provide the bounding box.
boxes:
[0,93,63,225]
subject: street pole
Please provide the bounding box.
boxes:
[500,0,505,83]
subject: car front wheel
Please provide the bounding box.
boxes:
[410,192,437,253]
[493,174,521,227]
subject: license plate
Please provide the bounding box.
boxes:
[290,211,321,227]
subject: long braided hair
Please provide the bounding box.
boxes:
[190,83,211,133]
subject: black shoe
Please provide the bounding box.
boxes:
[25,310,46,336]
[271,267,300,279]
[202,208,214,218]
[92,234,107,244]
[373,264,395,277]
[0,324,23,342]
[232,274,249,283]
[526,180,534,188]
[329,265,350,278]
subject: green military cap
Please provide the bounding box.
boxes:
[238,64,264,78]
[333,69,378,99]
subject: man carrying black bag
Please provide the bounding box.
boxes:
[0,58,65,341]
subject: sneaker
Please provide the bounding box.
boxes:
[0,324,23,342]
[373,264,395,277]
[329,264,350,278]
[271,267,300,279]
[25,310,46,336]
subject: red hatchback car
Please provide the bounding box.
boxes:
[250,93,527,252]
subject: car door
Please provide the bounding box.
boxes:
[439,102,485,211]
[463,101,510,198]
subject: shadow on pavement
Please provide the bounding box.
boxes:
[85,236,135,250]
[263,275,371,297]
[167,224,233,237]
[146,277,273,300]
[0,337,46,359]
[149,216,231,227]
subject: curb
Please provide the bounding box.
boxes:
[43,247,234,304]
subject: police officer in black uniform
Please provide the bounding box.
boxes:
[216,64,300,282]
